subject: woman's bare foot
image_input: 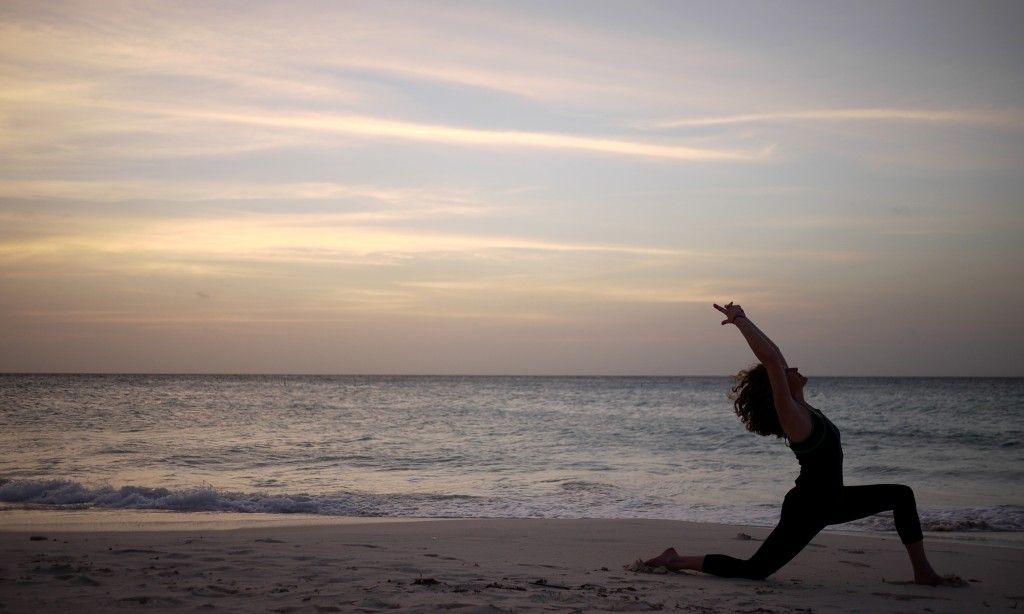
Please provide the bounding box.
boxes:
[914,571,966,587]
[914,570,945,586]
[644,547,679,568]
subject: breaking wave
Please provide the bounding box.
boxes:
[2,478,1022,532]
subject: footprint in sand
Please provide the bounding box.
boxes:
[120,595,183,606]
[190,584,239,597]
[883,575,967,587]
[356,597,402,609]
[870,591,937,601]
[36,563,82,576]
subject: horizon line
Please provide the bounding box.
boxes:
[1,372,1020,379]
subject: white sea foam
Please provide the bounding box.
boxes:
[2,478,1022,533]
[849,505,1024,533]
[0,478,477,516]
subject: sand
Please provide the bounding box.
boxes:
[1,510,1022,613]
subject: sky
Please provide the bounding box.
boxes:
[1,0,1022,376]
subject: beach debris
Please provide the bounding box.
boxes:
[412,577,439,586]
[882,574,968,587]
[531,578,571,590]
[68,575,101,586]
[484,582,525,591]
[578,583,611,597]
[941,574,969,587]
[624,559,670,574]
[736,532,753,540]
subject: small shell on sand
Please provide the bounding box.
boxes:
[942,574,969,587]
[624,559,669,574]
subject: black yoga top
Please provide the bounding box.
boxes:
[788,407,844,492]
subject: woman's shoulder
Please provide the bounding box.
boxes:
[788,405,827,450]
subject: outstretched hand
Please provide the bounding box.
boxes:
[713,302,745,325]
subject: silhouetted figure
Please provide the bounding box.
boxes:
[642,302,949,585]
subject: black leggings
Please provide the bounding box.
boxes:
[702,484,924,580]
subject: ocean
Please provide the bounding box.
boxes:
[1,375,1022,536]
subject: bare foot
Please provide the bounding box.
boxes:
[914,570,945,586]
[915,572,967,587]
[644,547,678,568]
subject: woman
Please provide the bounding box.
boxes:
[643,302,946,585]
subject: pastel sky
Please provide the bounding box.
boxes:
[2,1,1022,375]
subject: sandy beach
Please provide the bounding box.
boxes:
[1,511,1021,613]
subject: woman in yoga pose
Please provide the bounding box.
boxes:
[643,302,946,584]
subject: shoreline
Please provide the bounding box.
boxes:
[2,513,1022,612]
[2,508,1022,547]
[0,508,444,532]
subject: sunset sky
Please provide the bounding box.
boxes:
[1,1,1022,375]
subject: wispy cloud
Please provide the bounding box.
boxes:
[0,88,770,164]
[0,209,872,281]
[164,107,770,162]
[0,21,366,105]
[0,6,772,164]
[644,108,1024,130]
[0,179,483,210]
[2,220,689,262]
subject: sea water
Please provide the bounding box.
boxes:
[1,375,1021,536]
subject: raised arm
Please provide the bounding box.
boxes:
[714,302,811,442]
[715,303,785,366]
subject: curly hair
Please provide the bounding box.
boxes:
[729,363,785,438]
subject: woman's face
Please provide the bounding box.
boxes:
[786,367,808,394]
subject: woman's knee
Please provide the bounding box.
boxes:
[893,484,916,507]
[703,555,774,580]
[742,562,773,580]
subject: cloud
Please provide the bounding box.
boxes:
[0,4,772,164]
[0,179,485,210]
[644,108,1024,130]
[158,107,770,162]
[0,214,692,263]
[1,82,769,164]
[0,20,366,105]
